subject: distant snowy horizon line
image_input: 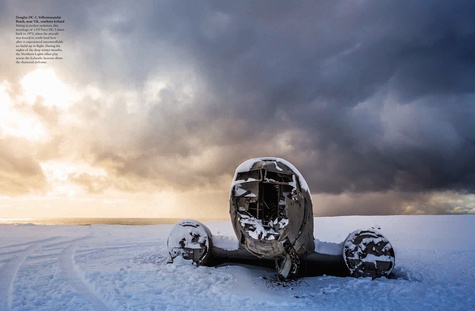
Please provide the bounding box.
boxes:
[0,213,473,226]
[0,217,226,226]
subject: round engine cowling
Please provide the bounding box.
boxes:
[167,219,213,266]
[343,229,395,278]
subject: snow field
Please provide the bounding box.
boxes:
[0,215,474,310]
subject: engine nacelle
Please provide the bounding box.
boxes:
[343,229,395,278]
[167,219,213,266]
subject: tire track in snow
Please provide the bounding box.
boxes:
[59,237,112,311]
[0,237,59,311]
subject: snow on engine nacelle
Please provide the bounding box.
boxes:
[167,219,213,266]
[343,228,395,278]
[167,157,395,279]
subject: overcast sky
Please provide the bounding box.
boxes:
[1,0,475,218]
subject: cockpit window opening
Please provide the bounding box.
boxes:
[265,170,293,183]
[236,170,261,182]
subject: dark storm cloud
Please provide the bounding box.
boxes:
[138,0,475,196]
[179,0,475,196]
[106,1,475,196]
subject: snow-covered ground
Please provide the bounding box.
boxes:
[1,215,474,310]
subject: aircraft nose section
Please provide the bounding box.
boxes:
[229,158,315,277]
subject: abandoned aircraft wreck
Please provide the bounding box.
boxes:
[167,157,395,279]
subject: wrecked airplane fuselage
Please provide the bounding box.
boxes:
[229,158,315,277]
[167,157,395,279]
